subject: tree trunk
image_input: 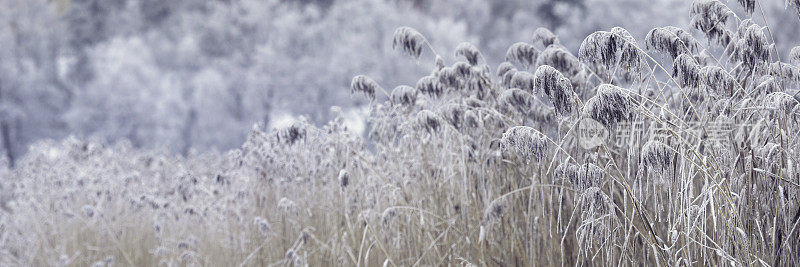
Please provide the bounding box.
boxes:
[1,120,14,167]
[181,108,197,156]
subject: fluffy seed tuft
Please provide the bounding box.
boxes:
[645,26,699,59]
[455,42,482,66]
[690,0,734,45]
[437,67,460,89]
[611,27,646,77]
[463,109,483,135]
[452,61,473,79]
[578,31,616,68]
[763,92,799,115]
[791,46,800,64]
[277,121,307,145]
[277,197,296,214]
[500,126,548,162]
[582,84,632,129]
[441,103,465,129]
[416,76,444,98]
[511,71,537,94]
[770,61,800,85]
[737,0,755,13]
[350,75,381,101]
[701,66,736,96]
[576,163,604,194]
[392,26,427,60]
[735,22,770,70]
[754,75,779,95]
[532,27,559,47]
[578,28,644,77]
[253,217,272,236]
[640,140,674,175]
[496,62,516,79]
[537,44,581,76]
[391,85,418,107]
[534,65,575,116]
[506,42,539,68]
[498,88,533,115]
[416,110,443,133]
[673,53,702,88]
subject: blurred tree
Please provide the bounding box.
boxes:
[536,0,585,30]
[0,0,69,166]
[61,0,126,87]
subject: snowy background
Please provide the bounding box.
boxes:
[1,0,798,163]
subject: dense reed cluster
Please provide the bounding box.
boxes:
[1,1,800,266]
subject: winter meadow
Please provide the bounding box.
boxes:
[2,0,800,266]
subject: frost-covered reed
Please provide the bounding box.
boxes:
[4,5,800,266]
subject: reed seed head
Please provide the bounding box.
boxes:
[455,42,482,66]
[277,120,307,145]
[532,27,559,47]
[537,44,581,76]
[452,61,473,79]
[554,162,579,184]
[791,46,800,64]
[579,187,611,215]
[483,198,508,224]
[392,26,427,60]
[641,140,674,175]
[763,92,799,115]
[277,197,296,214]
[645,26,699,59]
[466,75,491,97]
[441,103,465,130]
[582,84,632,129]
[437,67,460,89]
[254,217,271,236]
[380,208,397,226]
[416,75,444,98]
[502,68,518,88]
[463,109,483,135]
[611,27,645,76]
[435,55,445,69]
[770,61,800,85]
[391,85,418,107]
[578,28,644,77]
[576,163,604,194]
[497,62,516,79]
[578,31,616,68]
[500,126,548,162]
[690,0,734,45]
[506,42,539,68]
[738,0,755,13]
[735,22,769,70]
[673,53,702,88]
[82,205,95,217]
[754,75,779,95]
[350,75,380,101]
[534,65,575,116]
[416,110,443,133]
[701,66,736,96]
[498,88,533,115]
[511,71,537,94]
